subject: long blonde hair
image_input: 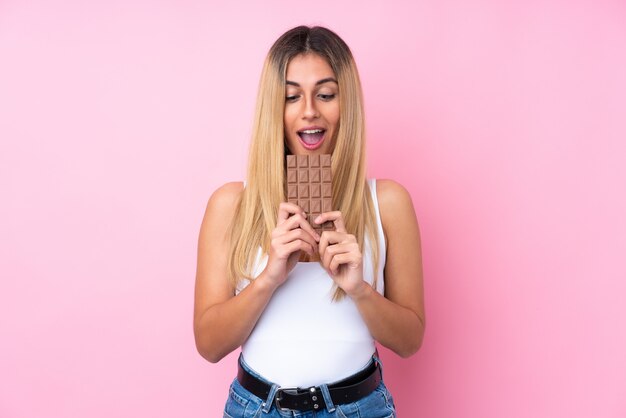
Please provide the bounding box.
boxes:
[228,26,379,300]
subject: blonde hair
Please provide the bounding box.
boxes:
[228,26,379,300]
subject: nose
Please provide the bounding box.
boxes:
[302,95,319,120]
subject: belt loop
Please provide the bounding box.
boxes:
[319,384,335,412]
[262,384,279,414]
[238,354,278,414]
[373,350,384,378]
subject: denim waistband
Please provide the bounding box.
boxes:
[237,351,384,414]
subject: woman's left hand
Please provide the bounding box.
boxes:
[316,211,367,298]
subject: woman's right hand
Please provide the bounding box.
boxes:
[263,202,320,287]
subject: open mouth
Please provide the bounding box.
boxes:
[297,128,326,150]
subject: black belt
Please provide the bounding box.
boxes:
[237,357,382,412]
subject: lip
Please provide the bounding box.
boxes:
[297,126,326,150]
[297,126,326,133]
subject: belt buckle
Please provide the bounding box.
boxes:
[275,387,298,411]
[275,386,322,412]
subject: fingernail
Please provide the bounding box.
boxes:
[315,215,322,223]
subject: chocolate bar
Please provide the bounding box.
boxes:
[286,154,334,233]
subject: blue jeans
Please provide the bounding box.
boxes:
[223,355,396,418]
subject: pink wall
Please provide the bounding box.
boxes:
[1,1,625,417]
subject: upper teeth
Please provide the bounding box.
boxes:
[301,129,323,134]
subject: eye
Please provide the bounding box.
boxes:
[286,95,299,102]
[318,94,336,101]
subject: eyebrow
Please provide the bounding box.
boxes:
[286,77,338,87]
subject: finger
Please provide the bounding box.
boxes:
[329,252,360,276]
[317,231,349,261]
[320,242,355,272]
[277,202,306,226]
[282,212,306,230]
[318,231,331,261]
[278,212,307,232]
[283,239,315,256]
[276,228,319,252]
[315,211,346,233]
[318,231,354,253]
[298,217,321,242]
[280,214,321,242]
[320,240,336,272]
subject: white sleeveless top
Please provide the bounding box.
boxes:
[237,179,387,387]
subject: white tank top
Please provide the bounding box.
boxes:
[236,179,387,387]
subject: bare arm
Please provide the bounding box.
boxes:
[193,182,272,363]
[356,179,425,356]
[193,183,319,363]
[316,179,425,357]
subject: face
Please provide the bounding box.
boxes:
[284,53,340,156]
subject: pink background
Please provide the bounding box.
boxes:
[1,1,625,417]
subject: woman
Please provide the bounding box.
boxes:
[194,26,425,417]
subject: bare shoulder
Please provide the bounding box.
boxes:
[375,179,413,205]
[198,181,244,249]
[375,179,419,234]
[206,181,244,214]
